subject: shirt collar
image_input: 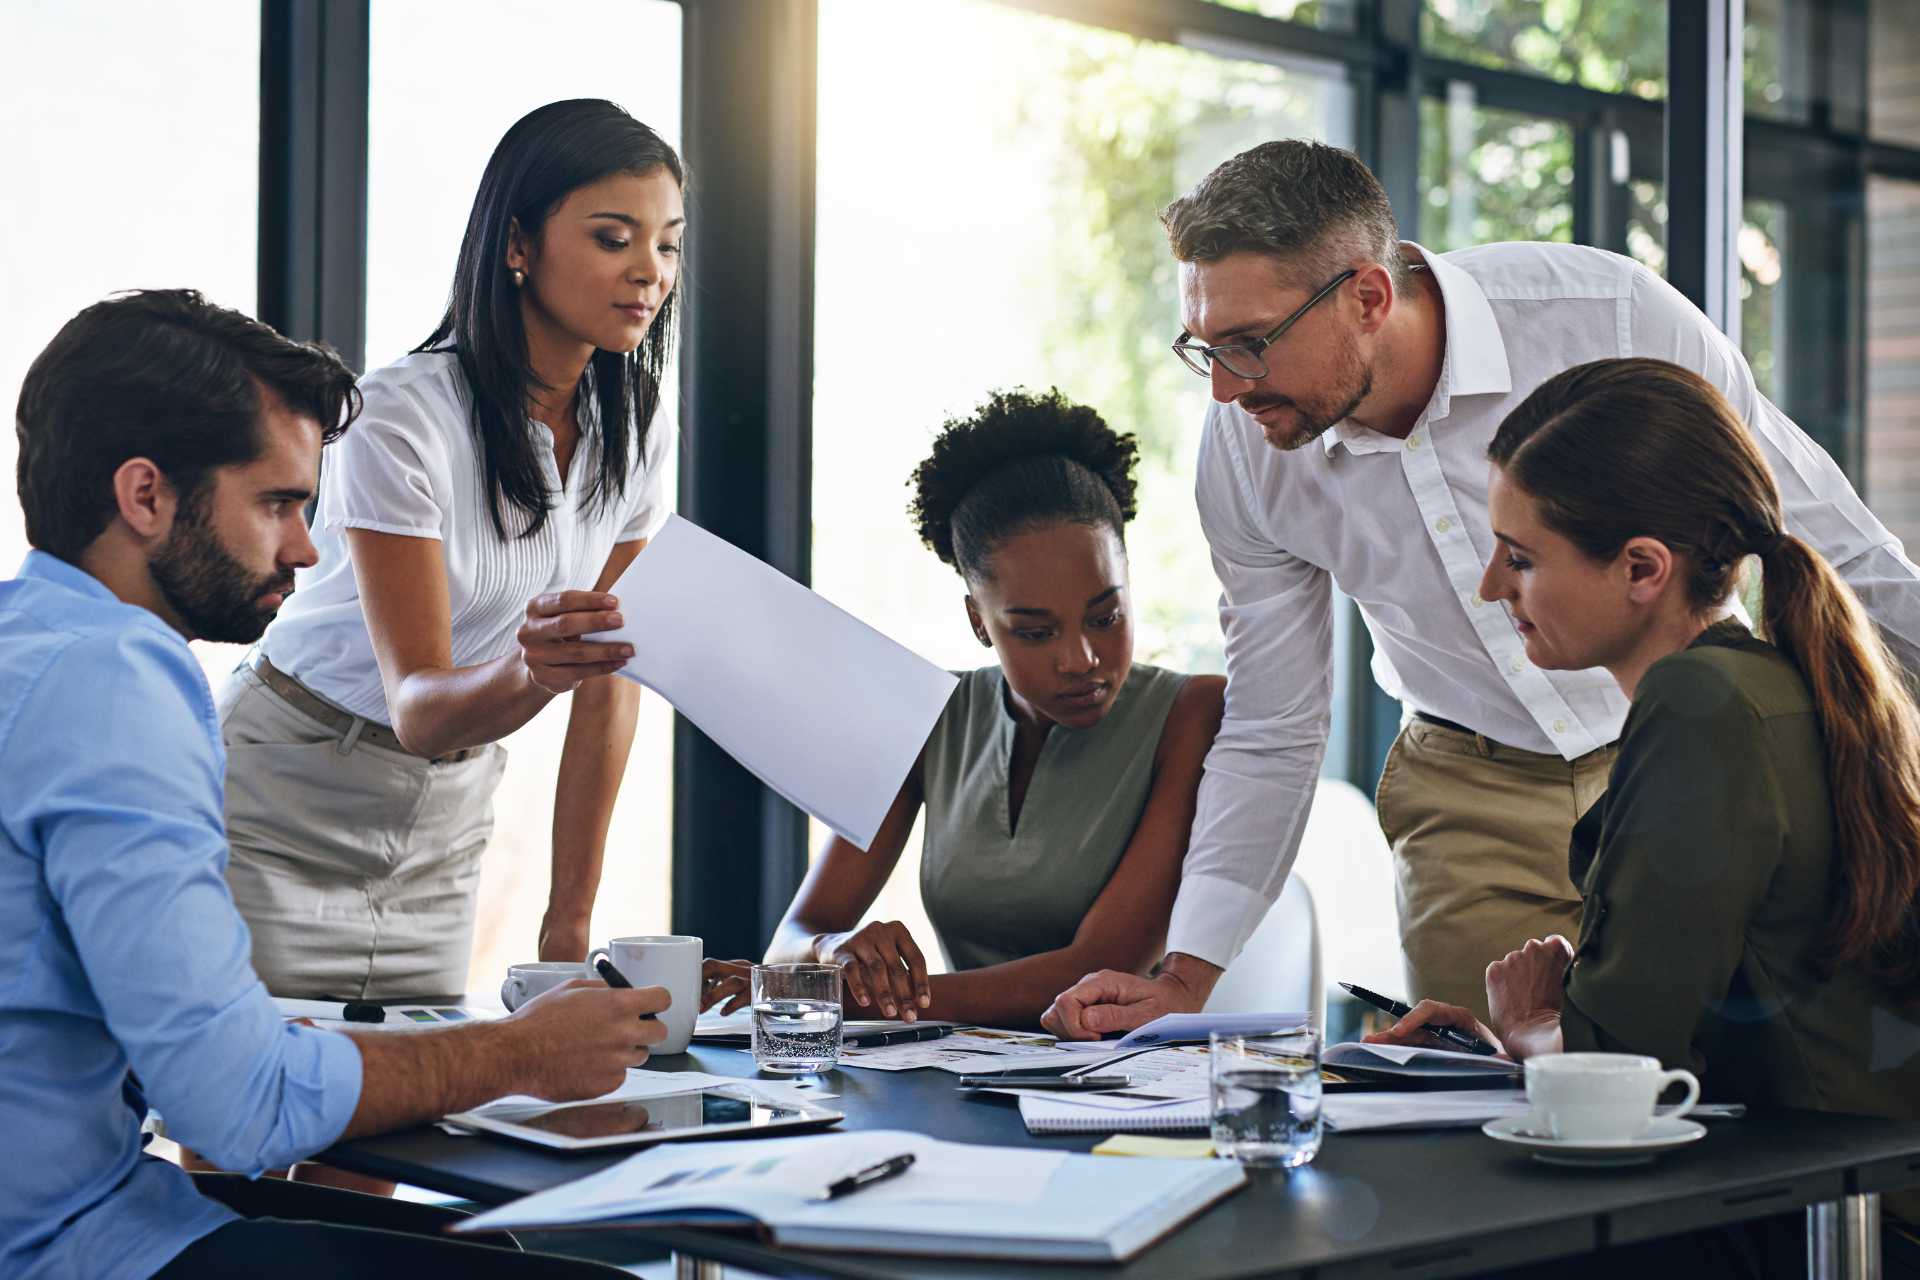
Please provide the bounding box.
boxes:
[17,549,119,603]
[1319,243,1514,457]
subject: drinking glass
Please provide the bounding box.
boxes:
[1210,1026,1323,1167]
[750,962,844,1073]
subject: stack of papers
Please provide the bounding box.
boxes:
[1019,1089,1532,1136]
[451,1129,1245,1263]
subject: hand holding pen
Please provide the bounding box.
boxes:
[1341,982,1503,1056]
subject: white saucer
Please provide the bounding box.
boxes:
[1481,1114,1708,1167]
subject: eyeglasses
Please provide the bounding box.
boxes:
[1172,268,1357,380]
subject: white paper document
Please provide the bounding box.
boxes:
[589,516,958,849]
[838,1028,1127,1074]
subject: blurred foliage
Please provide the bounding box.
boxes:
[1422,0,1665,97]
[1419,97,1573,251]
[1205,0,1347,26]
[1012,26,1332,470]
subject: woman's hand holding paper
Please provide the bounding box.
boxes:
[516,591,635,694]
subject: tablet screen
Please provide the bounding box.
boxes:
[490,1091,806,1141]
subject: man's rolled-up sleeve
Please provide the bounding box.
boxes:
[1169,410,1334,969]
[13,628,362,1175]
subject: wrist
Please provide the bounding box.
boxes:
[1156,952,1223,1009]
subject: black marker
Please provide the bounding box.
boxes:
[593,956,659,1020]
[1338,981,1498,1056]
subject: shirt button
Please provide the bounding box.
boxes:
[1553,719,1568,733]
[1407,435,1423,450]
[1469,594,1484,609]
[1509,656,1525,673]
[1435,517,1452,533]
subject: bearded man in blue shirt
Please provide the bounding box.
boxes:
[1,289,668,1279]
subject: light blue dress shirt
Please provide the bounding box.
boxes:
[0,552,363,1279]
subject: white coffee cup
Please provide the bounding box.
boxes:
[500,961,590,1012]
[1525,1052,1701,1141]
[590,934,702,1054]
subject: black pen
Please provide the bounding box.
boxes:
[824,1153,915,1199]
[592,956,659,1020]
[1338,982,1498,1056]
[844,1024,956,1047]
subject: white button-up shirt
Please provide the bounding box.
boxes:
[262,350,674,722]
[1169,240,1920,969]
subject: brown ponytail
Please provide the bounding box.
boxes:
[1489,357,1920,1003]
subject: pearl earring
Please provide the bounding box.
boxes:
[510,268,526,287]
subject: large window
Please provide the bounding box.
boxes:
[811,0,1356,961]
[0,0,259,688]
[365,0,684,987]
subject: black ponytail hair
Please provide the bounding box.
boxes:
[418,98,683,540]
[908,388,1139,581]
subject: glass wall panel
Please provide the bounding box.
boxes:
[1865,178,1920,548]
[1419,92,1574,252]
[366,0,683,987]
[1421,0,1665,99]
[1207,0,1358,29]
[813,0,1356,958]
[0,0,259,688]
[1870,0,1920,146]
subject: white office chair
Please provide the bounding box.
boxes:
[1203,871,1324,1031]
[1290,777,1407,1001]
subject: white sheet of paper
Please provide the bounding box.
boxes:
[588,516,958,849]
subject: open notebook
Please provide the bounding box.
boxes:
[453,1129,1243,1262]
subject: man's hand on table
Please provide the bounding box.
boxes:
[1040,953,1221,1040]
[502,979,670,1100]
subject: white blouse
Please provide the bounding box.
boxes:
[262,350,673,723]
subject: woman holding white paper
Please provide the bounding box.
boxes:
[217,100,682,1002]
[708,390,1224,1028]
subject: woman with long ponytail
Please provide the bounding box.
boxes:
[1367,357,1920,1263]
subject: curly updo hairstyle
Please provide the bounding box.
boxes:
[908,388,1139,583]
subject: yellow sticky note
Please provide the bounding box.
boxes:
[1091,1135,1217,1159]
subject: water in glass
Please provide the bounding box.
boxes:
[751,998,844,1073]
[1210,1029,1322,1167]
[750,962,844,1073]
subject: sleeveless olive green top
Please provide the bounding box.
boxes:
[918,663,1187,972]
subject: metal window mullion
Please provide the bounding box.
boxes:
[257,0,369,371]
[1666,0,1745,338]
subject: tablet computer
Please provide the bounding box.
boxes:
[446,1087,845,1152]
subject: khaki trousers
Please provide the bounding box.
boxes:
[217,664,508,1000]
[1375,718,1616,1024]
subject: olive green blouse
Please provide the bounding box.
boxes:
[1560,620,1920,1218]
[917,663,1187,973]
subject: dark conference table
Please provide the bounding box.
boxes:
[321,1044,1919,1280]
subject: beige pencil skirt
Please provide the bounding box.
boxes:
[217,663,508,1000]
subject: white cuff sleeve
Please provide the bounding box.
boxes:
[1166,873,1280,971]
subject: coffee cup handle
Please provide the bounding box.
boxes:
[1657,1067,1701,1120]
[500,976,525,1012]
[587,947,612,978]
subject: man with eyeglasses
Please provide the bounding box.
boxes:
[1041,139,1920,1037]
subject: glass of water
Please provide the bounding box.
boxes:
[1210,1026,1323,1168]
[750,962,844,1073]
